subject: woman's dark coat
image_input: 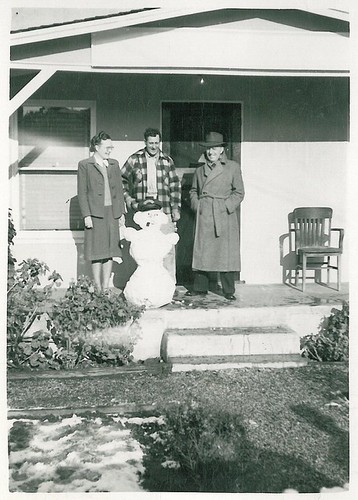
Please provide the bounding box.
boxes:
[77,156,125,219]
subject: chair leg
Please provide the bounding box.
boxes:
[315,269,321,284]
[327,256,331,287]
[302,254,306,292]
[337,254,341,291]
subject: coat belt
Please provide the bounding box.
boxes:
[199,194,227,237]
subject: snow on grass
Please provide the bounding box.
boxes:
[8,414,151,492]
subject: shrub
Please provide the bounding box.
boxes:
[8,209,17,278]
[51,276,144,368]
[137,402,249,491]
[15,330,61,370]
[300,302,349,362]
[7,258,63,369]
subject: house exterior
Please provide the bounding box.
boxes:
[8,2,350,287]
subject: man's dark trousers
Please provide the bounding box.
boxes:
[193,270,235,295]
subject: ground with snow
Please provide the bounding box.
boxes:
[8,414,162,493]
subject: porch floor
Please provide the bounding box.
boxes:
[166,282,348,310]
[52,282,348,310]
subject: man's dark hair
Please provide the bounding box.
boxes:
[90,131,111,152]
[144,128,161,141]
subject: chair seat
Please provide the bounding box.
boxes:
[298,246,342,255]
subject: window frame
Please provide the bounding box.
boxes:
[17,99,96,230]
[18,99,97,172]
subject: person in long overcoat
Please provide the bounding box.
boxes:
[78,131,125,290]
[186,132,245,300]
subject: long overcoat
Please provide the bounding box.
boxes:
[189,153,244,272]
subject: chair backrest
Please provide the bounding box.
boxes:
[293,207,332,249]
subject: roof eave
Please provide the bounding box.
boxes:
[10,5,215,46]
[10,5,349,47]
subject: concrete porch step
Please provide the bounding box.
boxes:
[161,325,301,361]
[169,353,309,372]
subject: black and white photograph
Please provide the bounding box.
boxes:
[1,0,356,497]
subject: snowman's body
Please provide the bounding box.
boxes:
[122,210,179,308]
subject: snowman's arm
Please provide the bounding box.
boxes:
[167,233,179,245]
[121,227,138,242]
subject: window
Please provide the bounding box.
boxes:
[18,101,95,230]
[161,101,242,168]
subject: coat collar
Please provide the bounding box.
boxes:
[138,148,168,161]
[88,155,116,174]
[199,151,228,179]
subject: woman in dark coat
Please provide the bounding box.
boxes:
[187,132,245,300]
[77,131,125,290]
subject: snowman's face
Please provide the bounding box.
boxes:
[145,210,162,226]
[134,209,168,228]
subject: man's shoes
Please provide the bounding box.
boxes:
[185,290,207,297]
[224,294,236,301]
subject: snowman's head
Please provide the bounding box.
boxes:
[133,209,168,229]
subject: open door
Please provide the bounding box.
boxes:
[162,101,242,285]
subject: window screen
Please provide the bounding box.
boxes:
[18,104,91,230]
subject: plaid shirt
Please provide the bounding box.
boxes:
[121,148,181,216]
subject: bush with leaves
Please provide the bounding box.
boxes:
[51,276,144,367]
[8,209,17,278]
[132,402,250,492]
[300,302,349,362]
[7,258,63,369]
[15,330,61,370]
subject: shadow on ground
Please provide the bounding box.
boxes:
[291,403,349,477]
[132,411,343,493]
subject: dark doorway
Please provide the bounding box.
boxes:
[162,101,241,166]
[162,101,242,285]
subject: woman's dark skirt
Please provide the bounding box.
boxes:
[84,206,122,261]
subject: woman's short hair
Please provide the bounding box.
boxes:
[90,131,111,152]
[144,128,161,141]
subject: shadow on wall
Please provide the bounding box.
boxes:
[69,196,91,280]
[279,211,297,286]
[113,211,137,290]
[176,172,195,286]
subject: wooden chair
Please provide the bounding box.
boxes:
[291,207,344,291]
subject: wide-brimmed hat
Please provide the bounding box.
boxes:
[199,131,226,148]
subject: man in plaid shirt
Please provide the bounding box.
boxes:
[121,127,181,282]
[121,128,181,221]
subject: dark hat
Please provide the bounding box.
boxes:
[199,131,226,148]
[138,199,163,212]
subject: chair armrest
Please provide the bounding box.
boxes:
[331,228,344,249]
[289,228,299,251]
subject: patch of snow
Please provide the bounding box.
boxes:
[149,431,165,444]
[58,414,83,426]
[122,415,165,425]
[9,415,146,492]
[161,460,180,469]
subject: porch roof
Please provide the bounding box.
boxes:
[9,2,350,116]
[11,8,156,34]
[10,1,349,46]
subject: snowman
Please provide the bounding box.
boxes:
[121,203,179,308]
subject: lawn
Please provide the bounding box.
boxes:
[7,362,349,493]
